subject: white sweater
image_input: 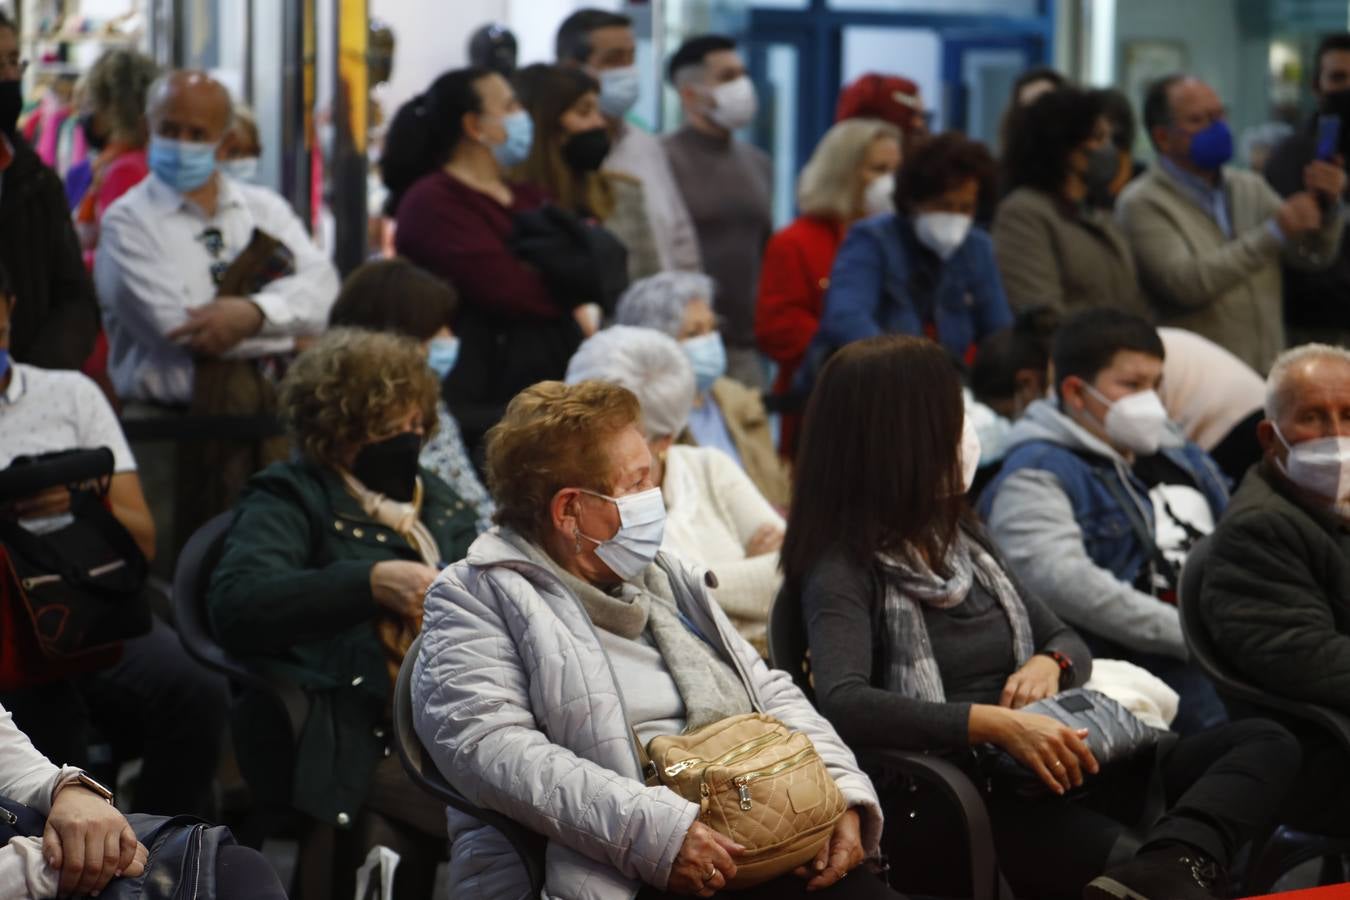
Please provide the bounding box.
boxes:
[660,445,784,649]
[0,704,82,900]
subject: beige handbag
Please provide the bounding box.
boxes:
[640,713,847,889]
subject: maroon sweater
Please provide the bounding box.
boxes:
[394,171,563,323]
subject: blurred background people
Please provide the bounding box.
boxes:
[799,131,1009,392]
[555,8,702,273]
[756,117,902,457]
[1119,73,1344,373]
[997,65,1067,155]
[218,104,262,183]
[664,34,773,389]
[835,72,928,147]
[993,86,1149,318]
[1089,86,1145,206]
[566,325,785,649]
[208,328,478,900]
[616,271,790,508]
[466,22,517,77]
[1265,33,1350,348]
[328,258,495,533]
[511,62,660,281]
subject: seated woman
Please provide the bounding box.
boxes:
[615,272,790,508]
[783,333,1300,900]
[797,132,1011,394]
[412,379,904,900]
[566,325,783,649]
[512,63,661,282]
[206,329,479,900]
[329,257,495,533]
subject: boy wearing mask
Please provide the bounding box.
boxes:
[978,309,1231,735]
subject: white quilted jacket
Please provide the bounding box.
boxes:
[412,530,884,900]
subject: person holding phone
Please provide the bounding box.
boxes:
[1118,73,1345,374]
[1265,34,1350,348]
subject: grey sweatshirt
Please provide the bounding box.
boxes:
[985,400,1189,659]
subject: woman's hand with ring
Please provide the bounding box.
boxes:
[668,821,742,896]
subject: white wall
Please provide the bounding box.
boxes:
[371,0,622,120]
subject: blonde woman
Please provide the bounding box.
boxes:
[753,117,901,456]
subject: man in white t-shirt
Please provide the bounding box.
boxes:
[0,269,227,819]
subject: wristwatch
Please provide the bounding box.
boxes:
[72,771,115,805]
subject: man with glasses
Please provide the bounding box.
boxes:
[1118,73,1345,373]
[0,12,99,370]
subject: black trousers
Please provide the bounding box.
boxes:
[0,616,230,818]
[882,719,1300,900]
[638,868,905,900]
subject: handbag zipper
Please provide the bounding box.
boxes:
[0,807,16,825]
[731,747,817,811]
[663,730,786,778]
[21,559,127,590]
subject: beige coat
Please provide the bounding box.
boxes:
[602,173,662,283]
[992,186,1150,319]
[679,376,791,509]
[1116,163,1343,373]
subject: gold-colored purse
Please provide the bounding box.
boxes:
[640,713,847,889]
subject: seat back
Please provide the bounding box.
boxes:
[394,633,546,893]
[171,511,272,692]
[767,585,814,700]
[1179,536,1350,752]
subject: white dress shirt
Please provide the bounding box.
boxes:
[0,703,82,900]
[94,172,339,405]
[604,123,703,273]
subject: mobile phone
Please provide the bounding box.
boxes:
[1316,113,1341,161]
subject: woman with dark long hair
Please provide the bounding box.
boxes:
[782,334,1300,900]
[511,63,659,281]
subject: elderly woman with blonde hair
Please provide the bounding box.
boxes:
[565,324,784,650]
[752,117,902,456]
[207,328,479,900]
[616,272,791,508]
[412,376,903,900]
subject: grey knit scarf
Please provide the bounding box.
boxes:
[876,530,1034,703]
[504,530,752,731]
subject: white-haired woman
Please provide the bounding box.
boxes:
[753,118,902,457]
[566,325,784,651]
[615,272,791,508]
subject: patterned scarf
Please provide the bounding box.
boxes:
[876,530,1034,703]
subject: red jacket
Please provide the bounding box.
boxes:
[754,214,845,457]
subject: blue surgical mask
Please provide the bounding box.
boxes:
[0,348,9,381]
[148,136,219,192]
[1185,120,1233,171]
[219,156,260,183]
[682,332,727,395]
[427,336,460,379]
[490,110,534,169]
[597,66,640,119]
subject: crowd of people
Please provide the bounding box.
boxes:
[3,5,1350,899]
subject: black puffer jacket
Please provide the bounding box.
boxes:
[0,136,98,369]
[1200,463,1350,713]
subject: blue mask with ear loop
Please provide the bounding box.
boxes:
[427,336,460,379]
[1186,120,1233,171]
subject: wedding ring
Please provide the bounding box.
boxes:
[1054,761,1065,769]
[704,866,718,881]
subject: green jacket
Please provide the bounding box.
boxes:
[206,459,478,827]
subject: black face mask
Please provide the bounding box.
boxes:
[562,127,610,173]
[0,81,21,138]
[80,113,108,152]
[352,431,422,503]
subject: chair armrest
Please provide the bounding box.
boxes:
[860,748,1007,900]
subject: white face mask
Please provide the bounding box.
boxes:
[1273,424,1350,510]
[913,211,972,260]
[706,75,758,131]
[577,487,667,581]
[863,174,895,216]
[1083,384,1169,456]
[219,156,260,183]
[959,413,982,494]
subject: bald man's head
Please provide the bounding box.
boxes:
[146,70,233,145]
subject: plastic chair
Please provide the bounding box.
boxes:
[394,632,547,894]
[1178,535,1350,893]
[767,589,1014,900]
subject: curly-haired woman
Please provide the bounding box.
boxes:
[207,328,479,900]
[991,86,1149,318]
